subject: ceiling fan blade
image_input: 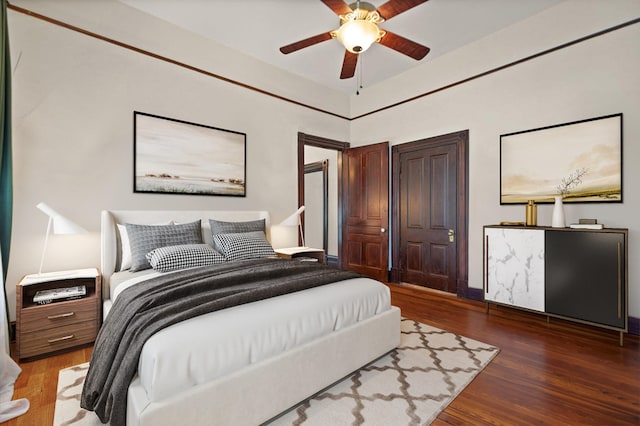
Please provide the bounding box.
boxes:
[378,31,430,60]
[279,32,333,54]
[340,51,358,79]
[320,0,353,16]
[376,0,429,20]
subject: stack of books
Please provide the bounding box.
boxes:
[33,285,86,304]
[569,219,604,229]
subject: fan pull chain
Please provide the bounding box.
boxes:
[356,54,363,95]
[354,0,363,95]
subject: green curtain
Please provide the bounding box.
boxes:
[0,0,13,330]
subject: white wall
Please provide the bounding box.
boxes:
[5,1,350,320]
[5,0,640,323]
[350,1,640,317]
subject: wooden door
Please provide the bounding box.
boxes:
[393,131,467,293]
[341,142,389,282]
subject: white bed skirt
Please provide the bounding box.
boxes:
[127,306,401,426]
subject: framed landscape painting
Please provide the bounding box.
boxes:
[134,111,246,197]
[500,113,622,204]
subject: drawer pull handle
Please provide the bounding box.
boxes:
[485,235,489,294]
[48,334,75,344]
[618,242,622,319]
[47,312,75,320]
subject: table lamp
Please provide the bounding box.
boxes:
[270,206,305,249]
[36,202,87,274]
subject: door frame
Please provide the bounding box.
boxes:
[304,160,329,253]
[298,133,350,267]
[390,130,470,297]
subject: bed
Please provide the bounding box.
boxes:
[88,209,400,426]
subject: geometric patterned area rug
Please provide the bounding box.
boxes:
[54,362,92,426]
[268,318,499,425]
[54,318,499,426]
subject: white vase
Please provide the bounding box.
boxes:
[551,195,565,228]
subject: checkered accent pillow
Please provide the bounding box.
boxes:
[213,231,276,261]
[126,221,203,272]
[209,219,266,252]
[145,244,225,273]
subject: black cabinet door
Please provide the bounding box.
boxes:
[545,231,625,328]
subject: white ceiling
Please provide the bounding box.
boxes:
[118,0,564,94]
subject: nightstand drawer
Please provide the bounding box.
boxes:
[16,268,101,360]
[19,320,98,359]
[19,297,97,333]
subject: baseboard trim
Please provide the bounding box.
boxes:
[464,287,484,302]
[628,316,639,336]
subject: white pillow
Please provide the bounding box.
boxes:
[117,224,132,271]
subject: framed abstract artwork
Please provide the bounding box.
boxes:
[500,113,622,204]
[134,111,246,197]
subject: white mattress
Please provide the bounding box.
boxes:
[107,272,391,403]
[103,269,165,318]
[110,269,161,298]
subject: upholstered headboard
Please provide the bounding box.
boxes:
[100,210,270,294]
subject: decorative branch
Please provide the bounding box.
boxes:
[557,167,589,196]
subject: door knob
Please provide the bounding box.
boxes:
[448,229,455,242]
[381,228,386,233]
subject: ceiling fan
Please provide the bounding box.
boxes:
[279,0,430,80]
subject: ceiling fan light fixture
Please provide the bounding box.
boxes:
[332,10,385,54]
[279,0,430,81]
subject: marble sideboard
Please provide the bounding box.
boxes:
[483,225,628,345]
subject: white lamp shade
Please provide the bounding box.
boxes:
[335,19,380,53]
[270,224,299,249]
[279,206,305,226]
[271,206,305,248]
[36,202,87,234]
[36,202,87,274]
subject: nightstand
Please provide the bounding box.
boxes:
[16,268,101,360]
[274,247,326,264]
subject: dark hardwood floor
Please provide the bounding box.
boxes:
[4,284,639,425]
[390,283,640,425]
